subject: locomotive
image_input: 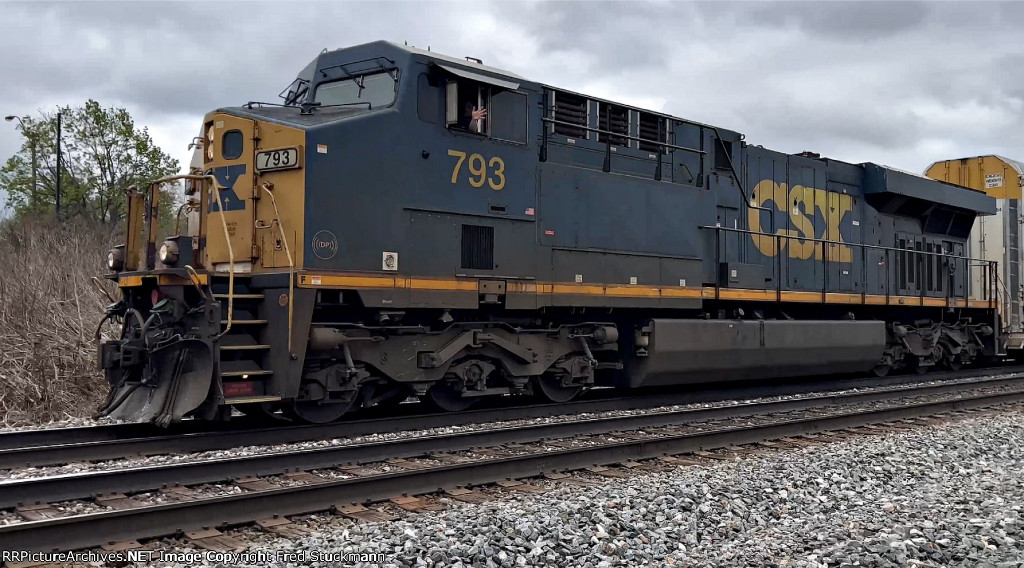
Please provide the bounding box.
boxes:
[97,41,1002,425]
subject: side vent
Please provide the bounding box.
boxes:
[461,224,494,270]
[715,139,734,170]
[553,92,587,139]
[598,103,629,147]
[638,112,664,153]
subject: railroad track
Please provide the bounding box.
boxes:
[1,364,1020,469]
[1,374,1023,554]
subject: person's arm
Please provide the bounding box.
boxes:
[470,107,487,133]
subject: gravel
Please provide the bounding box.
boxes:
[4,374,1019,482]
[130,403,1024,567]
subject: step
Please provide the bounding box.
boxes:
[221,369,273,377]
[221,344,271,352]
[224,395,282,405]
[220,360,273,378]
[221,319,267,325]
[214,293,264,300]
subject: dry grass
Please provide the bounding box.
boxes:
[0,219,116,426]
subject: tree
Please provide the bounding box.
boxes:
[0,100,180,226]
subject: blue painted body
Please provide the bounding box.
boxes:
[228,41,995,307]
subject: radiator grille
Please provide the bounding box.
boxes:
[461,224,494,270]
[553,92,587,139]
[638,112,663,153]
[598,103,629,147]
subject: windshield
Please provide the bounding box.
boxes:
[313,72,397,109]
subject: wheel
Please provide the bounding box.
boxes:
[535,373,583,403]
[940,345,964,371]
[871,364,891,378]
[283,396,355,423]
[424,381,477,412]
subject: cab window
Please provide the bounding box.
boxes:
[447,79,490,134]
[445,78,526,144]
[490,90,527,143]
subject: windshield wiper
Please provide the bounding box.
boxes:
[279,78,310,106]
[300,101,372,115]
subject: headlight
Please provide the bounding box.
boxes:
[107,247,124,271]
[158,240,179,265]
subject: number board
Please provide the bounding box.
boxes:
[256,147,302,172]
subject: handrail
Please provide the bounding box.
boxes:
[710,127,772,235]
[540,114,771,234]
[704,224,999,306]
[703,225,994,260]
[260,182,295,354]
[145,173,235,339]
[540,117,705,156]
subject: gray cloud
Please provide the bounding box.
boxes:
[731,1,932,40]
[2,0,1024,216]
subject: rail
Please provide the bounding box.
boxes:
[704,224,999,311]
[2,374,1021,510]
[3,384,1022,553]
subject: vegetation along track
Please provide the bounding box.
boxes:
[1,373,1024,553]
[1,364,1021,469]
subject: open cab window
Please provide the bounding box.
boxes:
[444,78,527,144]
[447,79,490,134]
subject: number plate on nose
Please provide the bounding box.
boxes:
[256,147,301,172]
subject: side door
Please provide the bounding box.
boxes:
[204,114,257,271]
[254,123,307,269]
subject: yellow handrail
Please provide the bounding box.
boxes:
[261,182,295,354]
[148,173,234,339]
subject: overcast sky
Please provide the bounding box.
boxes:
[2,1,1023,215]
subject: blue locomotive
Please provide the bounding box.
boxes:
[97,41,1000,424]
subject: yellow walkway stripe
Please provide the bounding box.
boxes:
[295,272,995,309]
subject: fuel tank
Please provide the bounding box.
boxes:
[626,319,886,387]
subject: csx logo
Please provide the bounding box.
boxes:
[747,180,854,262]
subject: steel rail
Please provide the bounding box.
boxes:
[1,387,1021,553]
[1,376,1022,511]
[0,365,1018,468]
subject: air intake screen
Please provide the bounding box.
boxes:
[553,92,587,139]
[598,104,629,147]
[638,112,663,153]
[461,225,494,270]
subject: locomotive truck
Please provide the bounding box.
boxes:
[97,41,1002,425]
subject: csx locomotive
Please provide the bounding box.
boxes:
[97,41,1002,425]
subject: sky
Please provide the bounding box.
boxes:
[2,0,1023,215]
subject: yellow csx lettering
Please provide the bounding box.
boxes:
[747,179,853,262]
